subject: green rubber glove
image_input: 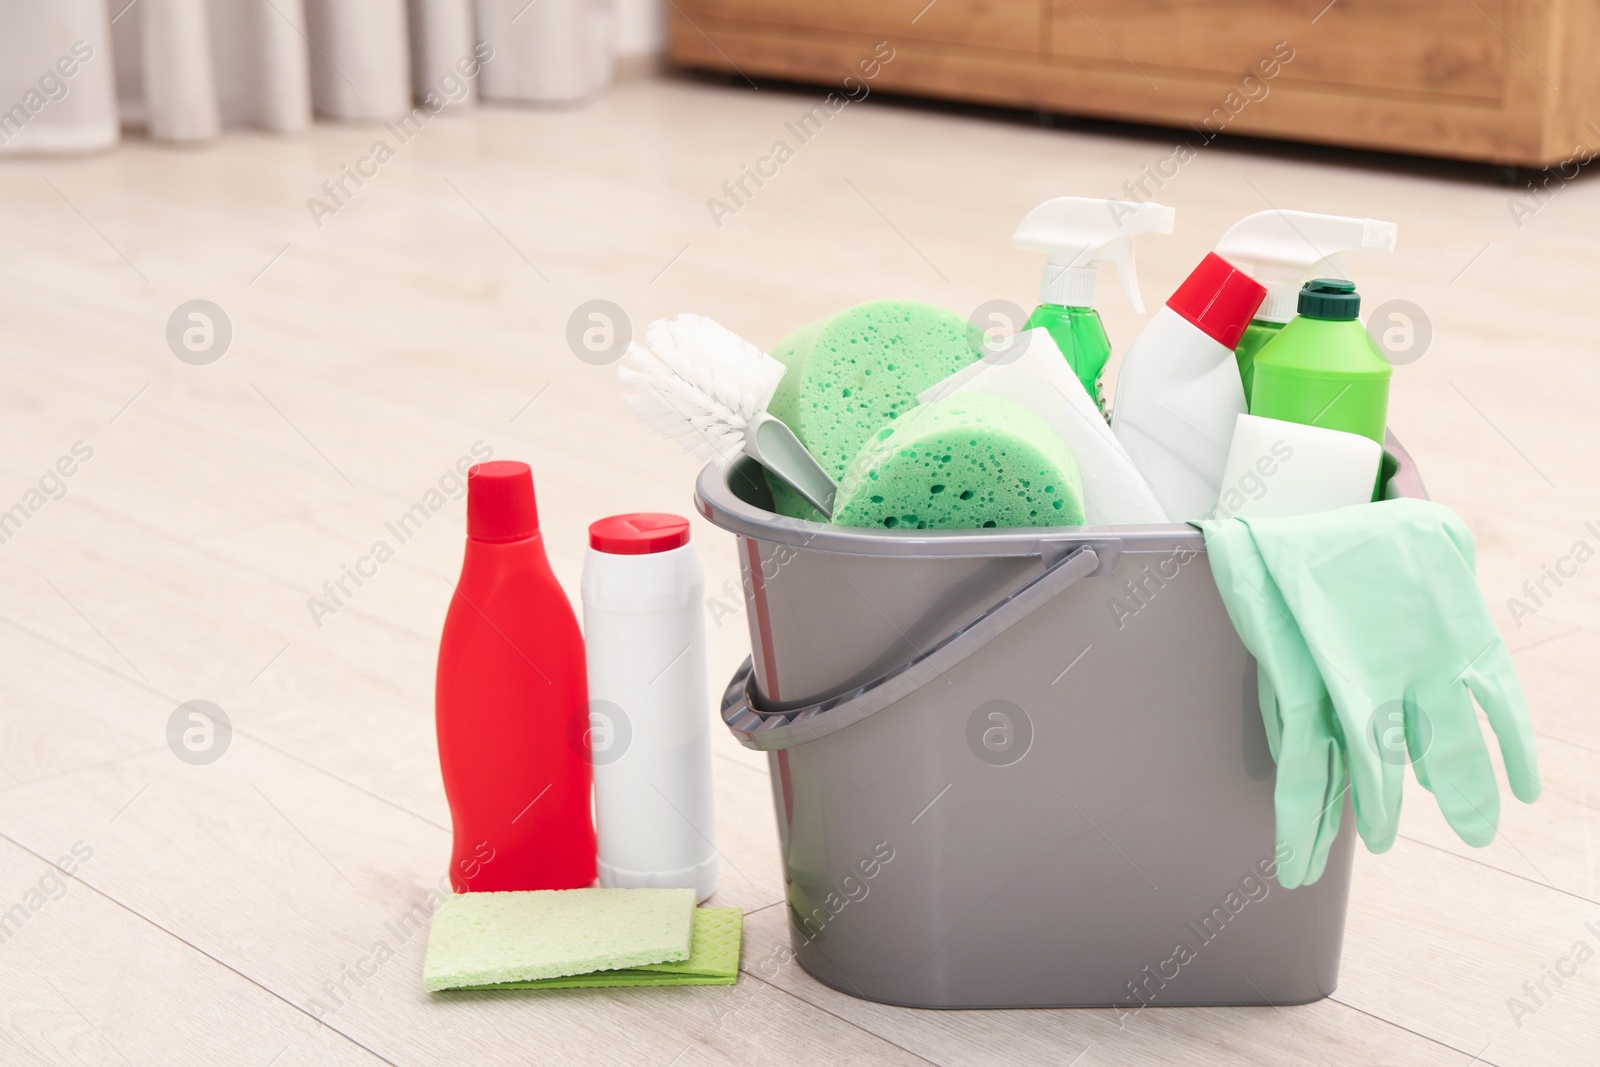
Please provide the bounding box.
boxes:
[1206,499,1541,868]
[1247,499,1540,848]
[1200,519,1348,888]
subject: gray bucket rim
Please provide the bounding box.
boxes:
[695,431,1425,558]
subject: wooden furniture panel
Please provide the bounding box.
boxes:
[1048,0,1507,101]
[692,0,1043,53]
[1547,0,1600,154]
[670,0,1594,166]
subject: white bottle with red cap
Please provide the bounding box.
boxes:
[1110,253,1269,522]
[581,513,718,902]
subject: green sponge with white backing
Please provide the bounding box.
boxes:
[832,393,1086,530]
[765,301,985,518]
[423,887,695,992]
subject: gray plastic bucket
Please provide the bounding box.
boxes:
[696,438,1427,1011]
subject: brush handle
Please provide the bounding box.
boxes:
[744,413,838,516]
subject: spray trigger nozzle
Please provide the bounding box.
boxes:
[1013,197,1175,315]
[1214,210,1399,324]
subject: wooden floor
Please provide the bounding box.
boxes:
[1,75,1596,1066]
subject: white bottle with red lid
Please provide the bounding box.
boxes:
[582,513,718,901]
[1110,253,1268,522]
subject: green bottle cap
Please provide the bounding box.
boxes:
[1297,278,1360,320]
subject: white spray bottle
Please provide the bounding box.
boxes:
[1013,198,1175,411]
[1214,210,1398,403]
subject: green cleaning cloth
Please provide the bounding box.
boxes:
[832,393,1086,530]
[423,887,695,992]
[483,907,743,990]
[765,300,985,520]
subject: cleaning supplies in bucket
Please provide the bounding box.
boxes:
[830,391,1086,529]
[435,461,596,892]
[1249,279,1392,444]
[618,314,838,514]
[583,513,719,901]
[1216,414,1383,519]
[1197,500,1541,887]
[1111,253,1268,522]
[618,205,1407,536]
[764,300,986,519]
[919,328,1165,525]
[1215,210,1397,403]
[1012,196,1175,408]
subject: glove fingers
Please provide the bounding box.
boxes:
[1405,705,1435,794]
[1258,662,1284,762]
[1414,684,1501,847]
[1271,690,1339,889]
[1337,696,1403,853]
[1205,521,1341,875]
[1297,741,1347,889]
[1464,644,1542,804]
[1357,755,1403,854]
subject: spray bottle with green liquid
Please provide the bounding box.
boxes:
[1013,197,1175,412]
[1214,209,1397,404]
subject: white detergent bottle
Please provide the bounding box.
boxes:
[1111,253,1267,522]
[1215,209,1398,404]
[583,512,718,901]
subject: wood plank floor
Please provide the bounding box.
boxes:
[1,75,1596,1065]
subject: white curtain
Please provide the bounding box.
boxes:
[0,0,120,154]
[304,0,412,120]
[0,0,629,154]
[409,0,478,108]
[210,1,314,131]
[476,0,615,105]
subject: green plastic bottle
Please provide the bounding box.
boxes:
[1024,304,1113,409]
[1233,320,1282,404]
[1249,279,1391,444]
[1214,210,1398,406]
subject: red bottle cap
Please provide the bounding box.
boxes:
[1165,253,1268,349]
[467,461,540,542]
[589,513,691,555]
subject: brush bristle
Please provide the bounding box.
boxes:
[618,314,788,463]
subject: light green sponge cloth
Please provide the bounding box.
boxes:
[766,301,984,518]
[483,907,743,990]
[423,887,695,992]
[832,393,1086,530]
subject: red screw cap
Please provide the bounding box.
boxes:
[589,513,691,555]
[1165,253,1268,350]
[467,461,540,542]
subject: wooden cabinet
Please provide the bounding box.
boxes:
[691,0,1040,52]
[1046,1,1505,100]
[668,0,1600,167]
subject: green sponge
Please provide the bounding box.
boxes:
[766,301,984,503]
[832,393,1086,530]
[483,907,743,990]
[423,887,694,992]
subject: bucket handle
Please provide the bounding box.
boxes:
[721,545,1100,750]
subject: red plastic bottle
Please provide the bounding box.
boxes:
[435,461,597,892]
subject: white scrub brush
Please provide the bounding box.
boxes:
[619,314,838,514]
